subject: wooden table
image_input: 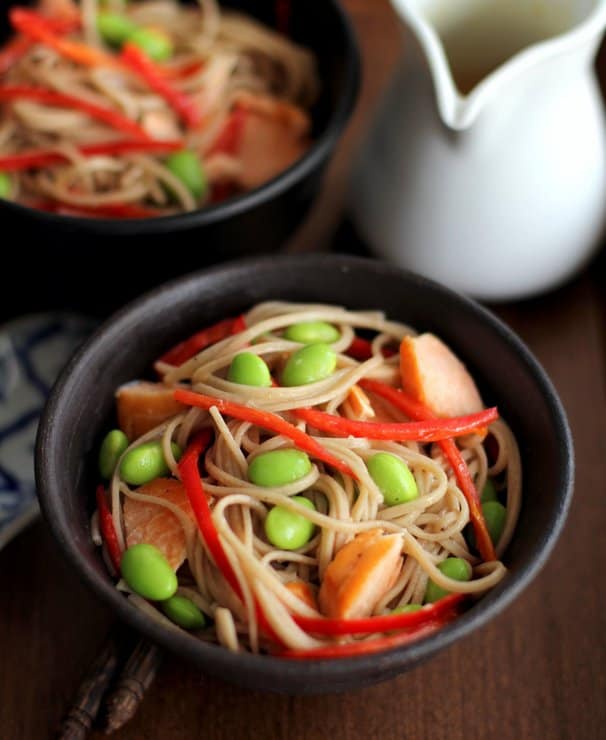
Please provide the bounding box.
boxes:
[3,1,606,738]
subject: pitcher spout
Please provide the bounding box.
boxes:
[392,0,606,131]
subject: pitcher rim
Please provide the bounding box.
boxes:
[391,0,606,130]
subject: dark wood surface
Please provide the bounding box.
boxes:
[3,1,606,738]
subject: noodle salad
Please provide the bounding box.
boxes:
[92,302,521,658]
[0,0,317,217]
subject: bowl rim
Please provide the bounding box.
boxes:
[0,0,361,235]
[35,254,574,687]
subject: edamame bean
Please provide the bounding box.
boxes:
[165,150,207,200]
[227,352,271,387]
[264,495,316,550]
[424,557,472,603]
[121,543,177,601]
[281,343,337,387]
[367,452,418,506]
[128,27,173,61]
[119,440,182,485]
[161,595,206,629]
[0,172,12,199]
[481,478,499,503]
[248,449,312,487]
[97,12,137,46]
[392,603,423,615]
[284,321,340,345]
[482,500,507,546]
[98,429,129,479]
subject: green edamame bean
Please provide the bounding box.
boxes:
[284,321,340,345]
[119,440,182,485]
[264,495,316,550]
[248,449,312,487]
[98,429,129,479]
[0,172,12,199]
[392,603,423,614]
[367,452,418,506]
[424,557,472,604]
[281,343,337,387]
[97,12,137,46]
[227,352,271,387]
[161,594,206,629]
[482,500,507,546]
[121,543,177,601]
[128,26,173,61]
[165,150,207,200]
[481,478,499,503]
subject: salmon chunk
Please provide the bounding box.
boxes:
[123,478,194,570]
[318,529,403,619]
[232,91,311,190]
[400,334,484,418]
[116,381,187,441]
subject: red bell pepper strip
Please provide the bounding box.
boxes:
[346,336,397,361]
[10,8,118,68]
[0,138,184,171]
[359,379,497,562]
[178,430,242,595]
[0,16,81,74]
[95,484,122,574]
[178,431,284,645]
[174,389,357,480]
[158,315,246,367]
[294,405,499,442]
[208,106,248,156]
[280,618,452,659]
[121,43,201,129]
[0,85,150,140]
[293,593,464,635]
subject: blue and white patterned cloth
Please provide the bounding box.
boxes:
[0,313,95,550]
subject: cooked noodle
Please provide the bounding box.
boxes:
[98,302,522,655]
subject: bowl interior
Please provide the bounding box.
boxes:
[36,255,573,693]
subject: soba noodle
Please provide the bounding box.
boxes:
[0,0,318,215]
[94,302,522,656]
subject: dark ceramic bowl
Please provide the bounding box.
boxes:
[35,255,574,694]
[0,1,359,314]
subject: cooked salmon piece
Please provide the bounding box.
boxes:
[232,91,310,190]
[346,384,376,420]
[123,478,194,570]
[285,580,318,611]
[116,381,187,441]
[400,334,484,418]
[318,529,403,619]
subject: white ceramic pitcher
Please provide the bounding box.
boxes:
[351,0,606,301]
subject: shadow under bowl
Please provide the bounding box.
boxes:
[35,254,574,694]
[0,1,360,315]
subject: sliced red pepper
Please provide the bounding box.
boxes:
[121,43,201,129]
[158,315,246,367]
[0,138,183,172]
[0,85,150,140]
[280,617,453,659]
[294,406,498,442]
[34,200,165,219]
[179,431,283,645]
[10,8,117,68]
[174,389,357,480]
[95,484,122,573]
[208,106,248,156]
[346,336,397,361]
[359,379,497,562]
[0,17,81,74]
[293,593,464,635]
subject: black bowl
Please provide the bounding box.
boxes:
[0,1,360,315]
[35,255,574,694]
